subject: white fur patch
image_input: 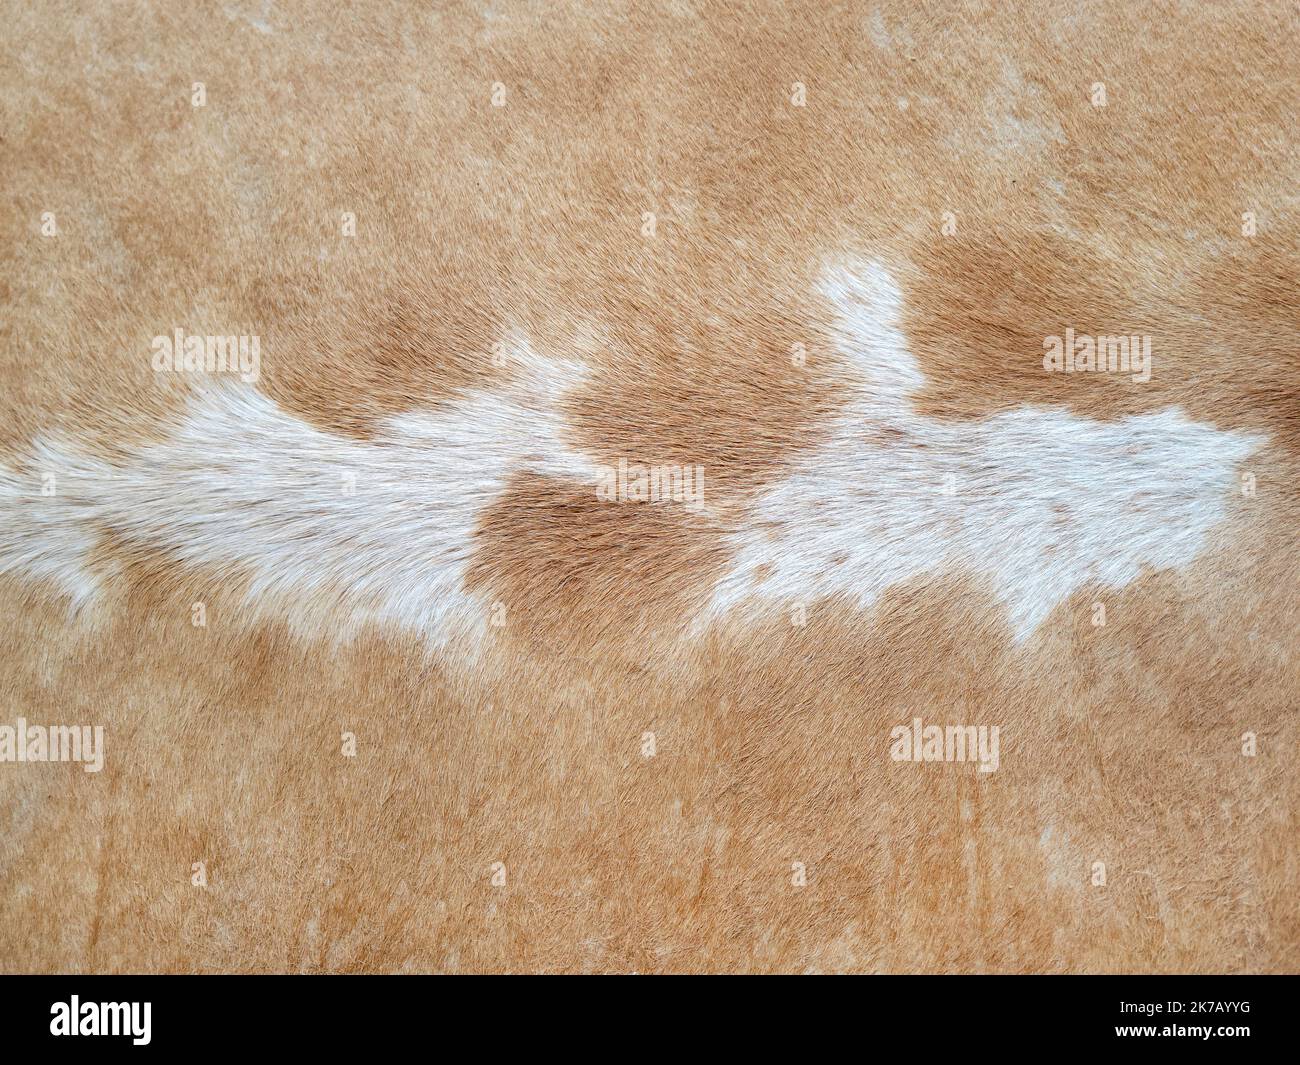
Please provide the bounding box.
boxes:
[0,262,1262,648]
[0,343,596,646]
[0,457,105,614]
[703,260,1262,641]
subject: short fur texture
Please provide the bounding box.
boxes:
[1,0,1297,973]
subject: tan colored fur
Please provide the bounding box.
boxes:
[1,1,1297,973]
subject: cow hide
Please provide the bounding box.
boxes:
[0,0,1297,973]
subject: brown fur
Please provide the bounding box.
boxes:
[1,0,1297,973]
